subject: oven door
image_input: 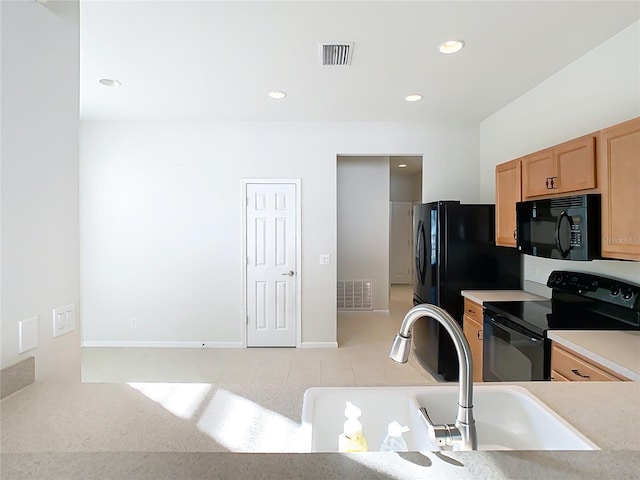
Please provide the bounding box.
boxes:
[482,312,550,382]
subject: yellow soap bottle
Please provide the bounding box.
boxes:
[338,402,368,452]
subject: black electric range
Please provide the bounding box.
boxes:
[482,270,640,382]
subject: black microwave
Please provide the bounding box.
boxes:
[516,194,601,261]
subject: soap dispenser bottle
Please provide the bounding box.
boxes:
[338,402,368,452]
[380,421,409,452]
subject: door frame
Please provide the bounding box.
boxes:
[241,179,302,348]
[389,201,413,285]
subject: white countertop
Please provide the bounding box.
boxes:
[2,381,640,479]
[548,330,640,382]
[461,289,547,304]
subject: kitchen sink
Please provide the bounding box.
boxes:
[301,385,598,452]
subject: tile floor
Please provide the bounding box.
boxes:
[82,285,438,386]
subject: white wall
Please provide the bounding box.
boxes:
[337,156,390,311]
[480,21,640,286]
[81,121,479,345]
[1,1,80,380]
[390,171,421,203]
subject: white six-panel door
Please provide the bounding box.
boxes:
[245,182,298,347]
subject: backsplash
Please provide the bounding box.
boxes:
[523,280,551,299]
[524,255,640,289]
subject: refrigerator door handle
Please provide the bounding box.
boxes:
[416,220,426,285]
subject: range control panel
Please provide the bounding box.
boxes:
[547,270,639,309]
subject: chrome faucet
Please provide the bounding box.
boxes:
[389,304,477,451]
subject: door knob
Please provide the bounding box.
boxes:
[282,271,295,276]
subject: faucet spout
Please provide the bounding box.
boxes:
[389,303,477,451]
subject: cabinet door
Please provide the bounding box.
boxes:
[555,135,597,193]
[599,117,640,261]
[463,314,483,383]
[522,149,555,198]
[495,159,521,247]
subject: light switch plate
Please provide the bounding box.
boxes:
[19,316,39,353]
[53,304,76,338]
[319,254,330,265]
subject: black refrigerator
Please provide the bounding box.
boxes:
[413,201,522,381]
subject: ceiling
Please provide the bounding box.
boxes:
[390,156,422,175]
[79,1,639,123]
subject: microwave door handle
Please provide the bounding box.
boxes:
[554,211,573,258]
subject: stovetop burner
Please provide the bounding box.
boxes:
[484,270,640,338]
[483,300,551,337]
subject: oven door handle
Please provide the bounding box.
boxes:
[485,314,544,341]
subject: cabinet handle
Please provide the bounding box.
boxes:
[550,176,557,189]
[477,330,483,341]
[545,177,550,189]
[571,369,590,379]
[467,308,476,314]
[513,229,517,240]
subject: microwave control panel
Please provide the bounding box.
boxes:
[570,223,581,247]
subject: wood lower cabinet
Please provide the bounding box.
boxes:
[550,369,570,382]
[599,117,640,261]
[462,298,484,382]
[495,159,521,247]
[550,342,630,382]
[522,134,596,199]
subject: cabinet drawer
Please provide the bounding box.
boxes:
[551,344,629,381]
[550,369,570,382]
[463,298,483,323]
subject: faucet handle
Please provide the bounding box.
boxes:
[418,407,462,448]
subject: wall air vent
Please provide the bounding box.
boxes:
[337,280,372,310]
[319,43,354,66]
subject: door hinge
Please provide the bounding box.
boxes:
[246,315,249,325]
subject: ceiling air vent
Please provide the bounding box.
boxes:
[319,43,354,66]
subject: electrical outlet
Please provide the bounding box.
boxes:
[131,318,138,328]
[52,304,75,338]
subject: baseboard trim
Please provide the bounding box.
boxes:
[1,356,35,399]
[82,341,243,348]
[301,342,338,349]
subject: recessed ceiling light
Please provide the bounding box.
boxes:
[98,78,122,87]
[398,164,408,168]
[268,91,287,99]
[405,94,422,102]
[438,40,465,54]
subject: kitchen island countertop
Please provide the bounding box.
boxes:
[2,381,639,479]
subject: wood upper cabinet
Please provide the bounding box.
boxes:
[462,298,483,382]
[522,135,596,199]
[555,135,597,193]
[495,159,521,247]
[522,149,554,198]
[599,117,640,261]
